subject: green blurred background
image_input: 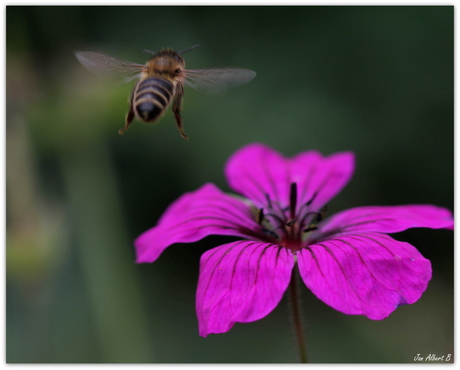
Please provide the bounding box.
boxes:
[6,6,453,363]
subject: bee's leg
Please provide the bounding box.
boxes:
[119,89,136,135]
[172,84,188,140]
[118,105,135,135]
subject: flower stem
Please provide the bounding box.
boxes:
[288,264,309,363]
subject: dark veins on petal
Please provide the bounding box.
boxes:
[304,233,412,308]
[201,241,283,298]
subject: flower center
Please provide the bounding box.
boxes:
[256,182,327,253]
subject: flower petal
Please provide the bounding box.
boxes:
[297,233,432,319]
[317,205,454,238]
[196,240,294,336]
[135,183,260,263]
[224,143,354,210]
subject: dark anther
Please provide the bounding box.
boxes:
[289,182,297,219]
[303,225,318,232]
[257,208,265,224]
[317,205,328,223]
[286,219,296,227]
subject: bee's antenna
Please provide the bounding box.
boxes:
[143,49,157,55]
[180,44,200,55]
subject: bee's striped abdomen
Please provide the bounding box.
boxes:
[133,77,174,122]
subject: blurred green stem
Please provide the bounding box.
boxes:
[60,140,154,362]
[288,265,308,363]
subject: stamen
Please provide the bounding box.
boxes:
[296,191,319,220]
[261,228,279,239]
[298,211,322,230]
[265,212,287,226]
[317,205,328,222]
[306,192,317,206]
[265,193,272,208]
[257,208,265,224]
[301,206,327,234]
[299,204,327,237]
[290,182,298,219]
[257,207,283,240]
[286,219,296,227]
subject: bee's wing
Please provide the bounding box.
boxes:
[183,68,256,94]
[75,51,144,83]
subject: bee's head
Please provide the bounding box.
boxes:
[144,48,184,64]
[144,48,185,77]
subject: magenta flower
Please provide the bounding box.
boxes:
[135,143,453,337]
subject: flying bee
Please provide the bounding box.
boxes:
[74,45,256,140]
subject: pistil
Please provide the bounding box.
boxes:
[255,186,329,252]
[289,182,298,220]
